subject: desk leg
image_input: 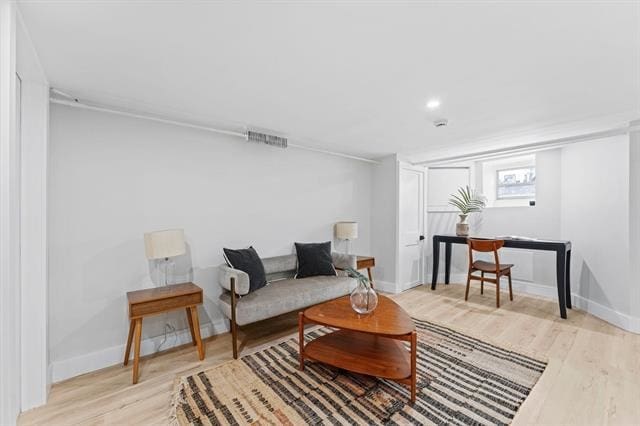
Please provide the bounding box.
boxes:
[445,243,452,284]
[565,249,572,309]
[431,239,440,290]
[556,249,567,319]
[186,307,197,346]
[132,318,142,384]
[190,306,205,360]
[124,319,135,366]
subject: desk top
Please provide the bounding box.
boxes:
[433,234,571,250]
[127,282,201,305]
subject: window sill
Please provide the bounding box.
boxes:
[486,199,535,209]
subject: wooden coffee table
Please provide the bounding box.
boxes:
[298,295,417,402]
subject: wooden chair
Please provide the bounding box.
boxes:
[465,239,514,308]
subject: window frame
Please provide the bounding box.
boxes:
[495,166,536,200]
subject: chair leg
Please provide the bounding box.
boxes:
[465,272,471,301]
[480,271,484,295]
[508,271,513,301]
[496,276,501,308]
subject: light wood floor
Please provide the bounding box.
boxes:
[19,284,640,425]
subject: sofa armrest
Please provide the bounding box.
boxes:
[332,252,357,270]
[218,265,250,296]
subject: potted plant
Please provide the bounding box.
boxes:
[448,185,486,236]
[345,267,378,314]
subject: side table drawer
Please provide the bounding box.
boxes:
[357,258,375,269]
[130,292,202,318]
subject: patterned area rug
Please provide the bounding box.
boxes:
[171,319,546,425]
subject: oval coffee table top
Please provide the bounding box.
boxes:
[303,294,414,336]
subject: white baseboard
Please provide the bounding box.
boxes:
[435,273,640,334]
[376,280,420,294]
[51,319,228,383]
[573,295,640,334]
[374,280,398,294]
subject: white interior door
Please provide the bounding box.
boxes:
[399,164,425,288]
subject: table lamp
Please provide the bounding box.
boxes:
[144,229,186,286]
[335,221,358,254]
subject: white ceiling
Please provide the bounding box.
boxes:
[18,1,640,160]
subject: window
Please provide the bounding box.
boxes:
[496,167,535,199]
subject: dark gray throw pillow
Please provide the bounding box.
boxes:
[223,246,268,293]
[294,241,336,278]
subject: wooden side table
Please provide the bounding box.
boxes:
[124,282,205,384]
[356,255,375,287]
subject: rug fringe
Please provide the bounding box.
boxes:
[168,376,187,426]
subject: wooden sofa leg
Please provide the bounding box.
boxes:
[230,319,238,359]
[230,277,239,359]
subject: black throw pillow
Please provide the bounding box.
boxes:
[223,246,268,293]
[294,241,336,278]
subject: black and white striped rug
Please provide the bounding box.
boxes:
[171,319,547,425]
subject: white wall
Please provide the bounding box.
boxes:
[428,149,562,295]
[370,155,397,290]
[48,104,374,381]
[426,138,639,333]
[16,10,49,411]
[561,135,634,328]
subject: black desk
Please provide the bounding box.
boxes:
[430,234,572,318]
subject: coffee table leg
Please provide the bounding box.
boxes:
[298,312,305,371]
[410,331,417,403]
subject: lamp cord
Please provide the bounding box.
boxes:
[156,257,177,353]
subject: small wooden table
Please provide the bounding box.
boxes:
[298,295,417,402]
[356,255,375,286]
[124,282,205,384]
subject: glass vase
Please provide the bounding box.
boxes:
[350,281,378,314]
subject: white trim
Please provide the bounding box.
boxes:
[573,295,640,334]
[375,280,427,295]
[0,1,20,423]
[374,280,398,294]
[415,124,640,166]
[51,319,228,383]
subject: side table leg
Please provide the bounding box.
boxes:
[124,319,135,366]
[186,307,197,345]
[132,318,142,384]
[410,331,417,403]
[190,306,205,360]
[298,312,305,371]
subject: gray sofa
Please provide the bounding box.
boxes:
[218,252,357,358]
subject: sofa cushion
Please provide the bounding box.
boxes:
[223,246,267,293]
[294,241,336,278]
[262,254,297,281]
[219,276,356,326]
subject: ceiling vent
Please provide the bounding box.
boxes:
[433,118,449,128]
[246,129,288,148]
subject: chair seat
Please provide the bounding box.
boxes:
[472,260,513,273]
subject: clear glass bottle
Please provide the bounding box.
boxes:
[350,281,378,314]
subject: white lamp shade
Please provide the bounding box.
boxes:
[144,229,186,259]
[335,222,358,240]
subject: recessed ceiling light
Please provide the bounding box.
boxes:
[426,99,441,110]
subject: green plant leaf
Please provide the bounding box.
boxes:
[448,185,486,214]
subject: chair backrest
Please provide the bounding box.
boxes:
[467,238,504,268]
